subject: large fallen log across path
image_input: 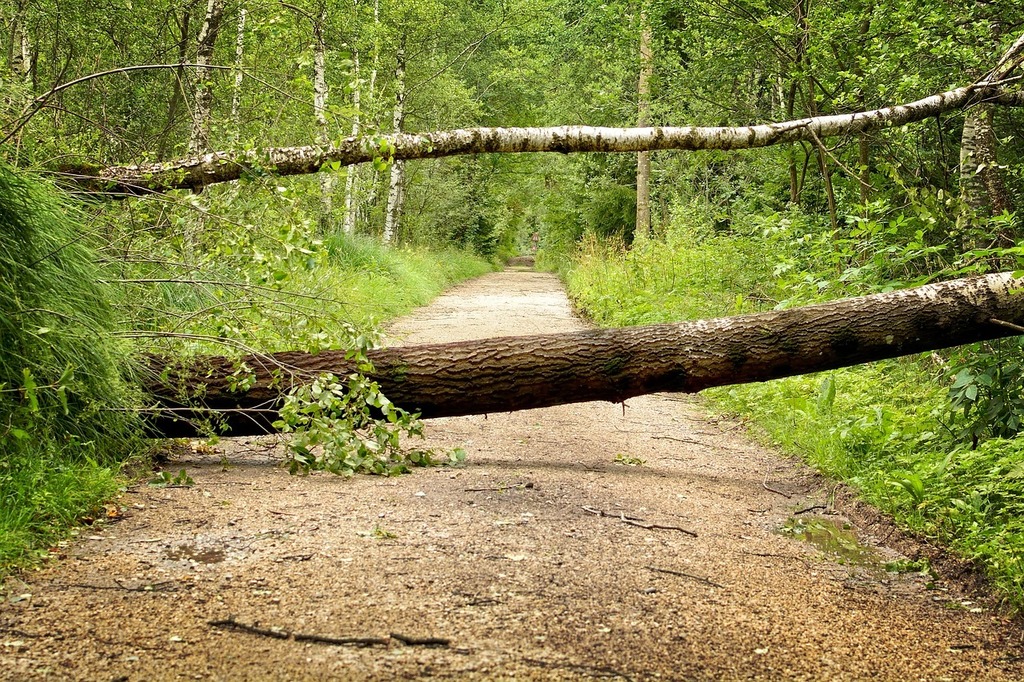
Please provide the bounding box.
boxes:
[145,272,1024,438]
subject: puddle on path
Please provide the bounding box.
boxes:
[165,544,226,564]
[780,517,881,567]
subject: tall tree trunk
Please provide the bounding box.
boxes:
[365,0,382,226]
[230,4,246,142]
[855,7,873,207]
[958,20,1017,245]
[143,272,1024,438]
[785,80,800,205]
[635,5,653,238]
[5,0,33,154]
[959,103,1014,242]
[383,38,406,244]
[794,0,838,233]
[9,0,32,86]
[312,2,333,234]
[343,43,361,235]
[368,0,380,99]
[188,0,226,155]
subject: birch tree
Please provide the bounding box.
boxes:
[312,1,333,234]
[383,37,406,244]
[343,3,363,235]
[635,4,653,238]
[57,72,1024,196]
[230,3,247,140]
[188,0,227,155]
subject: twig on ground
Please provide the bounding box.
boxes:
[390,633,451,647]
[793,504,827,515]
[58,581,176,593]
[279,553,315,562]
[651,435,702,445]
[581,506,644,522]
[0,627,40,638]
[620,516,698,537]
[646,565,725,589]
[581,506,697,537]
[208,616,449,648]
[742,551,807,562]
[762,467,793,498]
[463,481,534,492]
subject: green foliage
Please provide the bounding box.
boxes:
[566,213,774,326]
[945,339,1024,446]
[564,198,1024,609]
[273,337,464,477]
[148,468,195,488]
[714,372,1024,607]
[0,163,140,569]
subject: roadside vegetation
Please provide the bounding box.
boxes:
[0,169,494,573]
[560,203,1024,609]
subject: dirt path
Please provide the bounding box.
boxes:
[3,268,1023,681]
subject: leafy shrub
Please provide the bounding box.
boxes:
[945,339,1024,446]
[273,335,464,476]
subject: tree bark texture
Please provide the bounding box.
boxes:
[313,2,333,234]
[635,7,653,238]
[383,39,406,244]
[959,103,1012,220]
[230,5,247,140]
[145,272,1024,438]
[188,0,226,155]
[56,77,1023,196]
[343,43,361,235]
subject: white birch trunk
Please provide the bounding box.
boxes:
[343,45,361,235]
[11,3,32,85]
[188,0,226,155]
[61,30,1024,198]
[313,3,333,233]
[369,0,380,100]
[6,0,32,117]
[230,5,247,141]
[635,7,653,238]
[383,40,406,245]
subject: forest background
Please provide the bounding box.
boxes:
[4,0,1024,609]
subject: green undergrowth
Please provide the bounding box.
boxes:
[323,233,496,329]
[564,214,1024,610]
[0,164,140,571]
[715,365,1024,607]
[112,211,496,358]
[1,174,493,575]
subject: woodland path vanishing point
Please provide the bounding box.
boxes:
[3,267,1024,681]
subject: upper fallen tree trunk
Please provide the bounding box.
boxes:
[56,81,1022,196]
[146,272,1024,438]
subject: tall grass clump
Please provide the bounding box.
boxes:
[566,213,776,326]
[0,163,139,570]
[321,232,495,328]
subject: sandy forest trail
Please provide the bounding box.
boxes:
[4,268,1024,681]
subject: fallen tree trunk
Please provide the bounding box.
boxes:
[57,82,1008,196]
[146,272,1024,438]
